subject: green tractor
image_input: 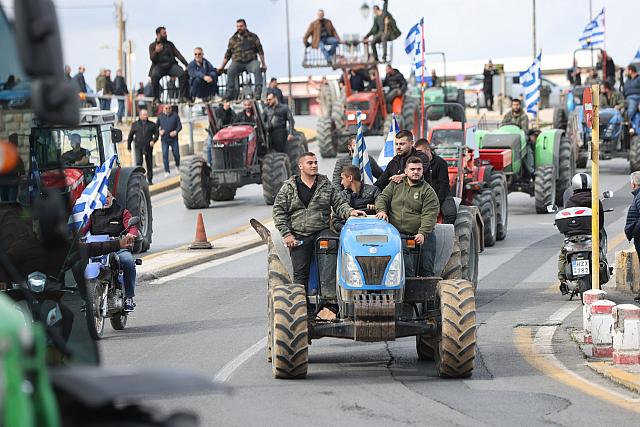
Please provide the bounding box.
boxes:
[475,125,575,213]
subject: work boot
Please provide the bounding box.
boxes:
[124,297,136,312]
[559,281,570,296]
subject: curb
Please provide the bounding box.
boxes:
[149,176,181,196]
[586,361,640,394]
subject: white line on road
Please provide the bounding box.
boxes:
[213,337,266,383]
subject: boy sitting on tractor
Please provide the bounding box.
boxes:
[332,165,380,231]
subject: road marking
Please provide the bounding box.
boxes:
[514,302,640,413]
[152,195,182,208]
[213,337,266,383]
[150,245,266,285]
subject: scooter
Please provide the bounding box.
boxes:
[84,216,142,339]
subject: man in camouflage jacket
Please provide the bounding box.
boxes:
[501,98,529,131]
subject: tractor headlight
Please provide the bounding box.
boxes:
[360,113,368,120]
[347,113,356,121]
[343,253,363,287]
[27,272,46,293]
[385,253,403,287]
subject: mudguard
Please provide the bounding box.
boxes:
[534,128,563,169]
[109,166,145,204]
[433,224,455,277]
[84,262,102,280]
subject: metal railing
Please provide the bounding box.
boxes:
[302,41,393,69]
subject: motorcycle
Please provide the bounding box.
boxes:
[84,216,142,339]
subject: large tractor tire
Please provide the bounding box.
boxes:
[576,149,589,169]
[211,185,236,202]
[261,152,291,205]
[180,157,211,209]
[455,206,479,287]
[288,132,307,176]
[534,165,555,214]
[270,282,309,379]
[555,136,574,207]
[85,279,105,340]
[401,95,419,134]
[317,116,337,158]
[435,279,477,378]
[553,108,568,130]
[472,189,497,247]
[417,335,436,361]
[490,172,508,241]
[126,171,153,252]
[331,95,345,128]
[630,135,640,172]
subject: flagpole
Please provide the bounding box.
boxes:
[420,18,426,138]
[602,8,607,83]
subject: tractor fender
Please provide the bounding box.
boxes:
[109,166,145,203]
[476,164,494,187]
[433,224,455,277]
[535,129,563,173]
[475,129,489,148]
[84,262,102,280]
[453,199,484,252]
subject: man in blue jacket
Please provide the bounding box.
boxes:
[188,47,218,100]
[624,171,640,301]
[157,104,182,177]
[624,64,640,133]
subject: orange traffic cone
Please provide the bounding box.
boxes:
[189,213,213,249]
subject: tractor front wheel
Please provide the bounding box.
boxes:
[630,135,640,172]
[534,165,555,214]
[270,283,309,379]
[455,206,479,287]
[261,152,291,205]
[288,131,308,176]
[473,189,497,247]
[211,185,236,202]
[555,136,574,206]
[317,116,337,158]
[180,157,211,209]
[490,172,508,241]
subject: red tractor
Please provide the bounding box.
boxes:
[427,103,508,248]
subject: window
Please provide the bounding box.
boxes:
[101,125,118,161]
[32,126,101,169]
[430,129,464,146]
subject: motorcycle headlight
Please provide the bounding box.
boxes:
[343,253,363,287]
[360,113,368,121]
[385,253,403,287]
[347,113,356,121]
[27,272,46,293]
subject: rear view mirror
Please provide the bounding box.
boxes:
[111,128,123,143]
[128,216,140,227]
[603,190,613,199]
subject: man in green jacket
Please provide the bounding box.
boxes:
[363,4,401,62]
[501,98,529,131]
[600,81,625,110]
[273,152,365,287]
[375,156,440,276]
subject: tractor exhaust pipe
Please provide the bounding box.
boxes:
[250,219,293,287]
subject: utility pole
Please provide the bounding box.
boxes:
[117,0,125,74]
[285,0,293,111]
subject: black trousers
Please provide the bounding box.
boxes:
[290,229,336,289]
[269,127,288,154]
[150,64,188,101]
[441,196,457,224]
[134,144,154,183]
[483,89,493,110]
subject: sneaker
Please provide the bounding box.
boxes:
[559,281,570,296]
[124,297,136,312]
[164,172,170,178]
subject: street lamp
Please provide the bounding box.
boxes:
[360,2,370,19]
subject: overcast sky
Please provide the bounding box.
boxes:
[3,0,639,87]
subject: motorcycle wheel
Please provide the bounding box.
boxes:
[110,310,128,330]
[85,279,105,340]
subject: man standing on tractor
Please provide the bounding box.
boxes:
[188,47,218,101]
[235,99,257,124]
[148,26,190,103]
[263,92,295,154]
[383,65,407,114]
[273,152,365,288]
[374,130,431,191]
[332,165,380,231]
[219,19,266,101]
[127,109,159,185]
[267,78,285,104]
[363,4,401,62]
[624,64,640,135]
[303,9,341,64]
[332,135,383,189]
[415,139,457,224]
[600,81,625,110]
[375,156,439,277]
[483,61,496,111]
[501,98,529,131]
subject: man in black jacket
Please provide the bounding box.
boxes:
[625,171,640,301]
[113,69,129,124]
[127,109,159,184]
[148,26,189,102]
[383,65,407,113]
[263,92,295,153]
[333,165,380,231]
[374,130,431,191]
[415,139,456,224]
[483,61,496,111]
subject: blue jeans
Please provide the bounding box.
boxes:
[117,249,136,297]
[226,59,262,100]
[99,98,111,111]
[190,76,218,99]
[0,185,18,202]
[162,139,180,173]
[319,36,339,61]
[117,99,125,122]
[627,95,640,132]
[204,135,213,165]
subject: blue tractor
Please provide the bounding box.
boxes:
[251,216,477,379]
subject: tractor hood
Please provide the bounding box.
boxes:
[40,168,86,205]
[347,92,377,103]
[213,125,255,145]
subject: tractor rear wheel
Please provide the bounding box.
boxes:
[126,171,153,252]
[455,206,479,287]
[534,165,555,214]
[288,131,307,176]
[441,238,462,280]
[417,335,436,361]
[555,136,574,206]
[435,279,477,378]
[270,283,309,379]
[401,95,419,134]
[261,152,291,205]
[180,157,211,209]
[630,135,640,172]
[211,185,236,202]
[490,172,508,241]
[473,189,496,247]
[317,116,337,158]
[553,108,568,130]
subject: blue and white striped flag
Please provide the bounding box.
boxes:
[633,48,640,63]
[68,154,117,230]
[352,111,374,185]
[378,113,399,170]
[520,51,542,116]
[404,18,428,84]
[579,8,605,48]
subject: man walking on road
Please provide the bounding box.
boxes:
[148,26,190,103]
[263,92,295,154]
[273,152,365,287]
[303,9,341,64]
[624,171,640,302]
[113,69,129,123]
[158,104,182,177]
[188,47,218,100]
[415,138,456,224]
[375,156,439,277]
[483,61,496,111]
[219,19,266,101]
[374,130,431,191]
[127,109,159,184]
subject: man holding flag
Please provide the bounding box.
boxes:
[374,129,431,191]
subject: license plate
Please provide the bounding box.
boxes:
[572,259,590,276]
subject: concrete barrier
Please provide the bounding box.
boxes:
[591,300,616,358]
[583,289,608,344]
[614,248,640,294]
[612,304,640,365]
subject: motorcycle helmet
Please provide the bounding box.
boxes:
[571,173,592,191]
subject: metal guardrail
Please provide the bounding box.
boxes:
[302,41,393,69]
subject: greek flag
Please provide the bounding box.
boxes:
[579,8,605,48]
[378,113,399,170]
[68,155,117,230]
[352,111,374,185]
[404,18,427,84]
[520,51,542,116]
[633,48,640,63]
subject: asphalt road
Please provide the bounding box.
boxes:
[102,154,640,426]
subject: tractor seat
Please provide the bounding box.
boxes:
[481,133,521,162]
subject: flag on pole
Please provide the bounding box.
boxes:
[404,18,428,84]
[352,111,374,184]
[378,113,399,170]
[579,8,605,48]
[633,48,640,63]
[68,154,117,230]
[520,51,542,116]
